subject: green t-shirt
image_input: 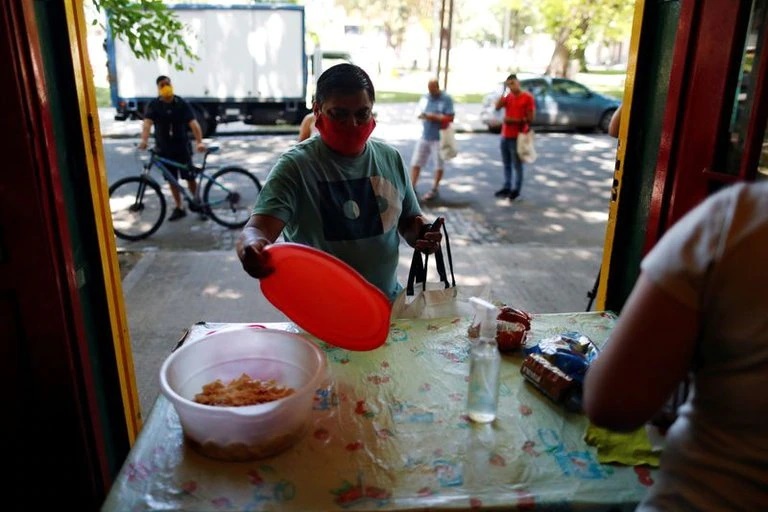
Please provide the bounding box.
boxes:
[253,137,422,300]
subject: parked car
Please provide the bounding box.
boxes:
[480,75,621,133]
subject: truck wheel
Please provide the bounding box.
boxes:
[205,119,217,137]
[193,105,216,137]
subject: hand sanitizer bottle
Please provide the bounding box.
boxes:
[467,297,501,423]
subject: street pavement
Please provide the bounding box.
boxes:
[101,104,616,421]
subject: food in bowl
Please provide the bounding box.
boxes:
[160,327,327,462]
[194,374,295,407]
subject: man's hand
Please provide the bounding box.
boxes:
[195,141,207,153]
[416,217,443,254]
[137,140,148,150]
[236,227,274,279]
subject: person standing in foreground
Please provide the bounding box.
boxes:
[236,64,442,301]
[494,74,535,200]
[410,78,455,202]
[138,75,206,221]
[583,181,768,510]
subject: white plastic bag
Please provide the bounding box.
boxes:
[439,124,458,160]
[516,130,537,163]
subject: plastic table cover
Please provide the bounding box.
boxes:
[102,312,657,511]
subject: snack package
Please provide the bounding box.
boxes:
[520,331,599,412]
[467,304,532,353]
[496,306,532,352]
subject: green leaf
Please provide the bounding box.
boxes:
[93,0,198,70]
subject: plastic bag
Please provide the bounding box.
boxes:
[439,124,458,160]
[516,130,537,163]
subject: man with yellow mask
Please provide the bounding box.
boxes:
[138,75,206,221]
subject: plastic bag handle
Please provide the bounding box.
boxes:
[406,220,454,296]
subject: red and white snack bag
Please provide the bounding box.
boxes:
[467,304,532,353]
[496,306,532,352]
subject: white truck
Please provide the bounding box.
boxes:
[106,3,310,136]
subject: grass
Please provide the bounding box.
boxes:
[376,91,485,104]
[584,69,628,75]
[375,91,422,103]
[589,85,625,100]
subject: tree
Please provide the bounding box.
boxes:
[536,0,633,77]
[90,0,197,71]
[336,0,432,55]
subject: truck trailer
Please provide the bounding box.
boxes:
[106,3,310,136]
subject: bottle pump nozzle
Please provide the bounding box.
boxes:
[470,297,498,339]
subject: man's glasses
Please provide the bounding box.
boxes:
[324,107,373,123]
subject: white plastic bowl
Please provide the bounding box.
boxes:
[159,327,327,461]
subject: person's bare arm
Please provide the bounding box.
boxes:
[583,274,698,431]
[138,118,153,150]
[188,119,206,152]
[494,94,505,111]
[608,105,623,138]
[421,112,454,124]
[297,114,313,142]
[235,214,286,279]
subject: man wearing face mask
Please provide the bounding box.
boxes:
[236,63,442,301]
[138,75,206,221]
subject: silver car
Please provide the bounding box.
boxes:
[480,76,621,133]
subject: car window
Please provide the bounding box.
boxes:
[522,79,548,97]
[551,79,590,97]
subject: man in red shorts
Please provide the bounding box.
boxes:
[494,74,535,200]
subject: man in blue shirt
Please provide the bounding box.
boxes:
[410,79,455,202]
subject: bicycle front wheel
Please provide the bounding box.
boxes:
[203,166,262,228]
[109,176,166,240]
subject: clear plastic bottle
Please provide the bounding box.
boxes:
[467,297,501,423]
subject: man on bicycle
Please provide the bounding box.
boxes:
[138,75,206,221]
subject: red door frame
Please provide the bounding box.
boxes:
[645,0,759,250]
[2,0,109,504]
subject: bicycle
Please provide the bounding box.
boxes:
[109,145,262,241]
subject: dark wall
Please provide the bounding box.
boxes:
[0,1,131,508]
[605,0,681,312]
[33,0,130,480]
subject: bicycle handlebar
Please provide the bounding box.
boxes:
[135,143,220,157]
